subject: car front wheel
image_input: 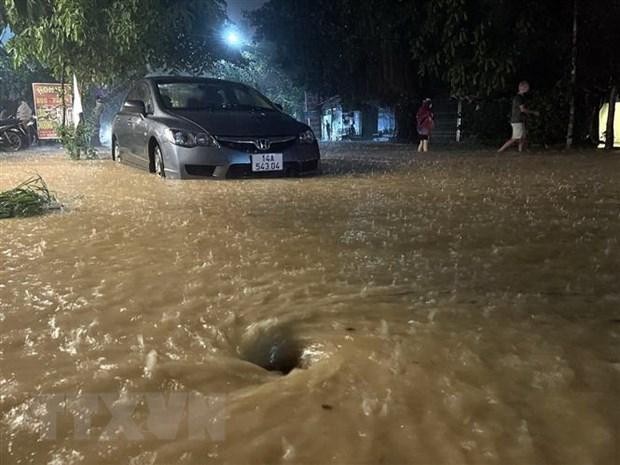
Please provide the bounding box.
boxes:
[112,138,121,163]
[153,143,165,178]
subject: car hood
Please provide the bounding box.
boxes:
[168,110,306,137]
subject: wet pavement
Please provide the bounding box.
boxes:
[1,143,619,464]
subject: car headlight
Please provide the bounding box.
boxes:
[298,129,316,144]
[167,129,195,147]
[166,129,219,148]
[195,132,219,147]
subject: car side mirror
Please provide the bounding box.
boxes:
[123,100,146,115]
[274,103,283,111]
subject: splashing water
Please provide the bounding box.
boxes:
[0,144,618,464]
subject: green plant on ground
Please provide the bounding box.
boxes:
[0,175,61,219]
[57,122,97,160]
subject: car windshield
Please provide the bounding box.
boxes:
[156,82,276,111]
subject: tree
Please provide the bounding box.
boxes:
[250,0,573,140]
[565,0,578,149]
[605,86,616,150]
[2,0,230,154]
[256,0,429,99]
[412,0,619,146]
[0,46,51,106]
[252,0,618,146]
[209,44,305,117]
[2,0,228,85]
[250,0,424,139]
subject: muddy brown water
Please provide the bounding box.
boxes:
[1,145,618,464]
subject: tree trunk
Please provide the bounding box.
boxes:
[60,65,66,128]
[456,98,463,142]
[605,85,616,149]
[90,99,104,147]
[583,92,597,144]
[565,0,578,149]
[395,95,415,142]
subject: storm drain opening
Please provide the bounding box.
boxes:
[240,327,305,375]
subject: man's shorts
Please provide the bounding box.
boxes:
[511,123,526,139]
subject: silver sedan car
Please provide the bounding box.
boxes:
[111,77,321,179]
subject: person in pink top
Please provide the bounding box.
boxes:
[416,98,434,152]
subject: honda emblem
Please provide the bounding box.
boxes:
[255,139,271,151]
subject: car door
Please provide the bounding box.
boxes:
[118,85,142,166]
[114,99,131,160]
[129,83,153,169]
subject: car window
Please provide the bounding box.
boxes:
[140,84,154,114]
[126,84,153,113]
[232,87,273,109]
[156,82,275,111]
[126,85,141,101]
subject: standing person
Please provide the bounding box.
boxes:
[325,121,331,141]
[416,98,434,152]
[350,121,356,136]
[498,81,540,152]
[16,100,36,146]
[16,99,33,124]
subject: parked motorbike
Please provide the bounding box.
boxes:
[17,117,38,148]
[0,117,24,152]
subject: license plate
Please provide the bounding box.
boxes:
[252,153,283,172]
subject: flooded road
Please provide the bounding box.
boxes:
[1,144,618,464]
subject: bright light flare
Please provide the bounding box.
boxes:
[224,30,242,47]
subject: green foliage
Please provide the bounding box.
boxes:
[57,122,96,160]
[250,0,420,104]
[3,0,227,85]
[410,0,571,98]
[252,0,618,144]
[0,47,51,104]
[461,98,511,144]
[463,86,571,147]
[578,0,620,93]
[527,84,571,147]
[209,47,305,117]
[0,174,59,219]
[251,0,574,100]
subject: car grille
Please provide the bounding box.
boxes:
[185,165,216,177]
[227,160,319,179]
[217,136,297,153]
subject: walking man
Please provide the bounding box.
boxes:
[498,81,539,152]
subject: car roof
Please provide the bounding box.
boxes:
[144,76,246,86]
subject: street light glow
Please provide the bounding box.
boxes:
[225,30,241,47]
